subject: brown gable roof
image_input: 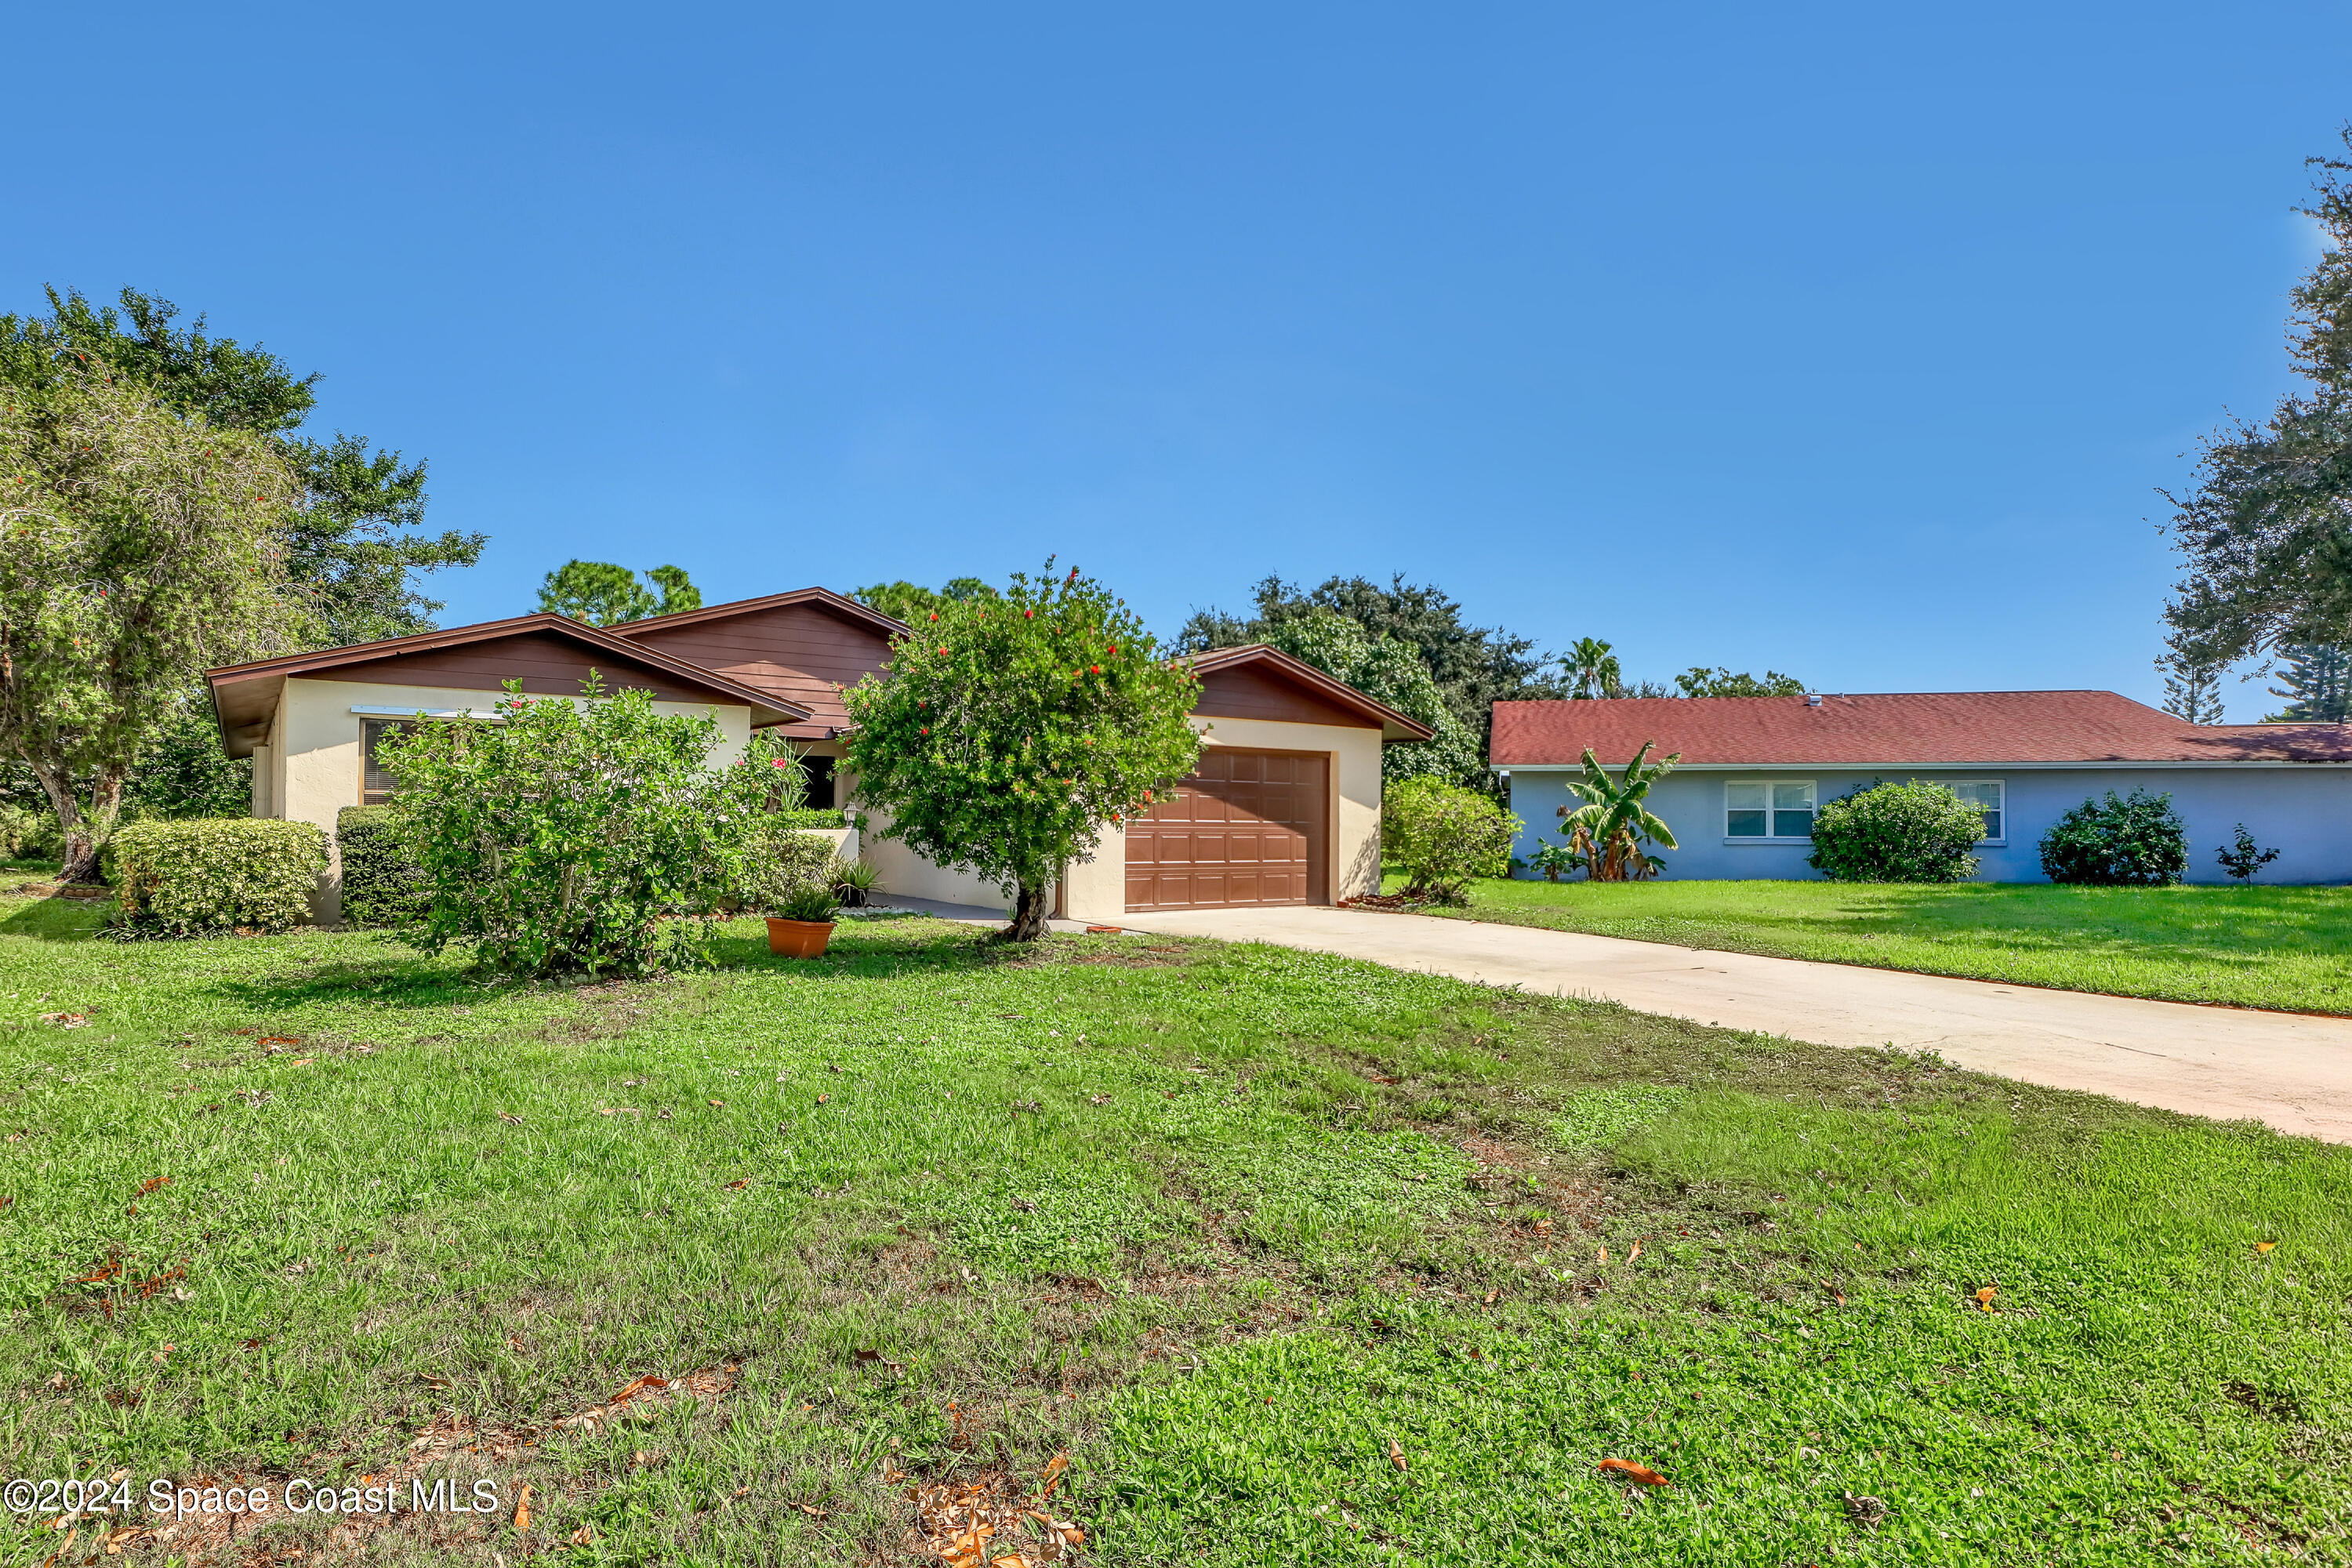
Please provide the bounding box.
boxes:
[608,586,909,641]
[1490,690,2352,768]
[611,588,902,740]
[207,613,808,753]
[1189,645,1436,742]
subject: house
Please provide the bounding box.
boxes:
[1490,690,2352,884]
[206,587,1432,922]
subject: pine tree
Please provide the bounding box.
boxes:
[2267,644,2352,722]
[2160,655,2225,724]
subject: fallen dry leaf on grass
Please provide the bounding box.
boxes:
[709,1098,724,1108]
[568,1525,595,1545]
[513,1484,532,1530]
[2256,1241,2278,1254]
[1597,1457,1669,1486]
[289,1057,316,1067]
[1975,1287,1998,1312]
[724,1178,750,1189]
[796,1502,829,1518]
[38,1012,89,1028]
[136,1177,172,1196]
[1388,1438,1407,1472]
[1040,1452,1069,1499]
[497,1112,524,1125]
[1629,1240,1642,1261]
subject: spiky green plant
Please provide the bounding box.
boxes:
[1555,742,1680,881]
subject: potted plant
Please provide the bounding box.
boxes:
[765,883,840,957]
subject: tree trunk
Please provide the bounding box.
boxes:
[25,757,119,884]
[998,879,1053,942]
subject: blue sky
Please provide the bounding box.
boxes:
[9,4,2350,717]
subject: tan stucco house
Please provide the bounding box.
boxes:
[206,586,1431,924]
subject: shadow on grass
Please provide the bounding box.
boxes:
[201,919,1080,1014]
[0,895,107,941]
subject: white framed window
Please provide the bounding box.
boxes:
[1947,779,2005,842]
[1726,779,1814,840]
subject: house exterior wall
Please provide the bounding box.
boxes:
[264,677,753,921]
[1501,764,2352,884]
[837,714,1386,921]
[1054,714,1386,922]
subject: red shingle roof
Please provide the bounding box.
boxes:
[1489,691,2352,767]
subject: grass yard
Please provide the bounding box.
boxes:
[2,883,2347,1566]
[1381,873,2352,1015]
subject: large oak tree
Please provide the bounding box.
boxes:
[1,369,305,878]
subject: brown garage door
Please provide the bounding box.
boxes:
[1126,747,1328,910]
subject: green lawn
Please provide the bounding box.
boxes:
[2,891,2347,1565]
[1379,873,2352,1014]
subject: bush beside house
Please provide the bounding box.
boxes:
[106,818,326,935]
[2039,790,2190,886]
[336,807,429,927]
[1808,780,1984,884]
[1385,777,1519,902]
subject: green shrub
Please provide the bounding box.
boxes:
[1382,777,1520,903]
[776,882,841,923]
[374,680,795,975]
[771,807,847,829]
[831,857,881,906]
[1,803,61,861]
[336,806,428,927]
[731,822,844,916]
[2038,789,2189,886]
[106,818,325,935]
[1806,779,1984,883]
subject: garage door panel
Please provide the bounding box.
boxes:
[1125,747,1328,912]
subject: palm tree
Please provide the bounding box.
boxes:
[1556,742,1679,880]
[1565,637,1621,700]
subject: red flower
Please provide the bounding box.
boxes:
[938,645,948,655]
[1024,609,1034,619]
[771,757,788,768]
[921,726,930,735]
[929,612,938,621]
[1143,789,1153,802]
[1089,665,1101,674]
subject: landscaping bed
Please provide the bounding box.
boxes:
[2,890,2346,1564]
[1380,875,2352,1015]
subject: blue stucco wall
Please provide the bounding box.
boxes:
[1501,766,2352,884]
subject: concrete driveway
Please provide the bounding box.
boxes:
[1111,904,2352,1145]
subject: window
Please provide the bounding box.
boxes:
[1726,779,1814,839]
[361,720,405,805]
[1947,779,2004,842]
[803,755,837,809]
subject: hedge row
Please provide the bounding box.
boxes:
[108,818,325,935]
[336,807,430,927]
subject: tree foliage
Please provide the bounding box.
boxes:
[2264,642,2351,721]
[537,560,702,626]
[2216,823,2280,882]
[1250,609,1481,785]
[1,367,305,878]
[843,563,1200,941]
[374,678,785,975]
[1177,574,1566,786]
[0,286,479,645]
[1806,780,1984,884]
[2159,645,2227,724]
[1675,666,1807,699]
[1554,743,1679,880]
[854,577,1000,625]
[1381,777,1519,902]
[2161,130,2352,668]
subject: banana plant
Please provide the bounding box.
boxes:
[1555,741,1680,880]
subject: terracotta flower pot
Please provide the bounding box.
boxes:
[764,916,836,957]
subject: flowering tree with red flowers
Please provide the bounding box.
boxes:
[842,561,1200,941]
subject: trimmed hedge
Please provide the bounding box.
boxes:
[337,806,429,927]
[772,807,848,829]
[1807,779,1984,884]
[107,818,326,935]
[731,820,847,915]
[2039,789,2188,886]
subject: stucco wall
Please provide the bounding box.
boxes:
[1059,714,1386,922]
[842,713,1388,923]
[1502,764,2352,884]
[267,677,754,921]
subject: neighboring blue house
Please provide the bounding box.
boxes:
[1491,691,2352,884]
